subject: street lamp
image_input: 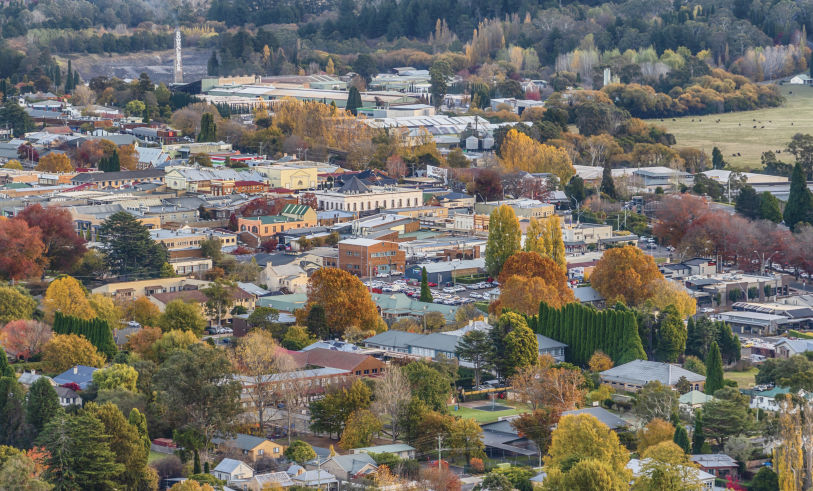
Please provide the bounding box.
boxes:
[753,250,779,276]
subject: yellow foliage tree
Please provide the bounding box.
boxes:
[588,351,614,372]
[36,153,73,173]
[523,218,547,256]
[646,278,697,318]
[4,159,22,170]
[43,275,95,321]
[637,418,675,453]
[590,245,664,306]
[41,333,106,373]
[632,441,704,491]
[544,215,566,271]
[326,57,335,74]
[499,129,575,183]
[89,293,122,328]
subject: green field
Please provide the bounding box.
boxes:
[724,367,758,389]
[148,450,168,463]
[654,85,813,170]
[448,403,530,423]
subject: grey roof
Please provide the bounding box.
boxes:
[214,458,252,474]
[71,169,165,183]
[52,365,98,389]
[536,334,567,350]
[406,333,460,353]
[328,453,377,473]
[302,340,363,352]
[55,386,80,399]
[690,454,738,468]
[17,372,52,386]
[562,407,628,430]
[352,443,415,454]
[600,360,706,386]
[574,286,603,303]
[213,433,272,451]
[364,330,426,350]
[336,175,370,194]
[292,470,337,485]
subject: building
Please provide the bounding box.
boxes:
[350,213,419,237]
[259,262,308,293]
[474,199,554,219]
[599,360,706,392]
[790,74,813,85]
[234,367,353,412]
[351,444,416,460]
[149,287,256,325]
[749,386,806,411]
[627,459,715,489]
[56,386,83,406]
[716,311,792,336]
[536,334,567,362]
[163,167,266,193]
[404,258,485,284]
[321,453,378,481]
[53,365,98,390]
[237,205,317,238]
[254,163,318,190]
[285,348,385,377]
[210,180,268,196]
[69,169,165,189]
[212,434,284,462]
[561,222,613,245]
[91,277,210,300]
[314,176,423,213]
[690,454,739,480]
[212,458,254,482]
[679,390,714,414]
[775,338,813,358]
[480,418,539,460]
[330,238,406,277]
[660,258,717,279]
[561,407,629,430]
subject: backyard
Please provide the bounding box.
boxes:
[724,367,758,389]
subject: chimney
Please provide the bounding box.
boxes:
[73,366,78,374]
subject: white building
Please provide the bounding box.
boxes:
[314,176,423,213]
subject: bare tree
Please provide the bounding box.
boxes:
[272,353,313,445]
[373,366,412,442]
[231,330,289,434]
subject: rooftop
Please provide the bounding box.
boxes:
[600,360,706,386]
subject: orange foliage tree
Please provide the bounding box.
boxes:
[306,267,384,335]
[0,218,46,281]
[0,320,52,360]
[493,252,575,315]
[499,129,575,183]
[124,326,163,358]
[590,245,664,306]
[35,153,73,173]
[511,355,585,412]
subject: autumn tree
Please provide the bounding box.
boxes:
[511,408,560,466]
[124,326,163,358]
[43,275,95,321]
[339,409,382,449]
[499,129,575,183]
[41,333,105,373]
[495,250,573,313]
[511,355,585,412]
[149,329,199,363]
[284,440,316,464]
[201,280,234,327]
[122,297,161,327]
[0,218,46,281]
[485,205,521,277]
[372,366,412,442]
[637,418,676,453]
[448,417,485,465]
[92,363,139,392]
[632,441,704,491]
[306,268,383,334]
[589,351,614,372]
[634,381,678,423]
[35,153,73,173]
[0,320,51,361]
[646,278,697,318]
[0,285,37,324]
[158,299,207,336]
[16,204,86,272]
[591,245,664,306]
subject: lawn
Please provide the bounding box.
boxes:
[724,367,758,389]
[448,403,530,423]
[652,84,813,170]
[148,451,169,463]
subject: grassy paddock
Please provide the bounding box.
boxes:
[724,367,758,389]
[448,403,530,424]
[652,85,813,170]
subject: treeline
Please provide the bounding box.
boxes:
[526,302,646,366]
[53,311,116,360]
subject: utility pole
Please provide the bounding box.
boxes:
[437,435,443,469]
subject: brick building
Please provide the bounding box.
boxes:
[326,238,406,277]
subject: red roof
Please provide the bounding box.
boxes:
[234,180,266,186]
[284,348,381,372]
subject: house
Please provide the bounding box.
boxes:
[69,169,165,189]
[235,367,354,412]
[254,163,319,190]
[212,458,254,482]
[573,286,604,307]
[627,458,715,489]
[285,348,385,377]
[480,418,540,460]
[749,386,807,411]
[237,206,317,238]
[790,74,813,85]
[679,390,714,413]
[536,334,567,362]
[561,407,629,430]
[351,444,416,460]
[55,386,83,407]
[212,434,284,462]
[91,277,210,300]
[775,338,813,358]
[599,360,706,392]
[321,453,378,481]
[259,262,308,293]
[243,471,295,490]
[53,365,98,390]
[291,469,338,488]
[690,454,739,479]
[17,371,54,388]
[475,199,554,219]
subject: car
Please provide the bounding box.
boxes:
[390,270,403,276]
[428,282,438,287]
[443,287,456,293]
[376,273,389,278]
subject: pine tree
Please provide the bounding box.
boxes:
[673,423,691,454]
[692,411,707,454]
[712,146,725,169]
[346,86,362,115]
[26,377,61,434]
[704,341,724,395]
[65,60,73,91]
[784,162,812,230]
[420,267,433,303]
[600,163,616,199]
[197,113,217,142]
[0,347,13,378]
[207,51,220,76]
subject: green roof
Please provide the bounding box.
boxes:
[679,390,714,405]
[371,293,457,320]
[257,293,308,312]
[282,204,310,217]
[757,386,791,398]
[243,215,298,225]
[3,182,32,189]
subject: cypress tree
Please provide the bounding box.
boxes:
[0,346,13,378]
[784,162,813,230]
[346,86,362,115]
[65,60,73,91]
[600,163,616,199]
[673,423,691,454]
[26,377,61,433]
[692,411,707,454]
[419,267,433,303]
[704,341,724,395]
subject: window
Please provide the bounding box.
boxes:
[258,449,264,456]
[364,369,369,374]
[273,447,280,453]
[356,371,361,375]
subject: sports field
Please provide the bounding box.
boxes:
[653,85,813,170]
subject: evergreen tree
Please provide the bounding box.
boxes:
[306,304,329,339]
[26,377,61,434]
[97,211,168,279]
[735,185,761,219]
[345,86,362,115]
[712,146,725,169]
[692,410,707,454]
[655,306,687,363]
[65,60,73,91]
[759,191,783,223]
[600,163,616,199]
[784,162,813,230]
[73,71,80,87]
[673,423,691,453]
[419,267,433,303]
[0,347,13,377]
[207,51,220,76]
[429,60,451,109]
[197,113,217,142]
[704,341,724,395]
[0,376,28,447]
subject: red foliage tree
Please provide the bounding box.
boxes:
[472,168,503,201]
[260,238,279,252]
[299,192,317,209]
[0,218,46,281]
[1,320,52,360]
[16,204,86,271]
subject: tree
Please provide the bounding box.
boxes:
[600,163,617,199]
[712,146,725,169]
[784,162,813,230]
[419,267,433,303]
[655,306,687,363]
[43,275,94,321]
[154,344,241,460]
[373,366,411,442]
[1,320,51,361]
[158,299,207,335]
[511,408,560,466]
[35,153,73,173]
[590,245,664,306]
[3,159,22,170]
[646,278,697,319]
[683,356,706,377]
[544,413,631,481]
[633,441,703,491]
[701,390,752,446]
[97,212,168,279]
[307,268,383,334]
[448,417,485,465]
[704,341,724,395]
[480,472,513,491]
[92,364,138,392]
[353,54,377,84]
[759,192,783,223]
[88,294,121,329]
[25,377,60,441]
[197,113,217,142]
[310,379,372,438]
[16,205,86,272]
[150,329,199,363]
[543,458,630,491]
[456,331,492,388]
[589,351,614,372]
[0,347,12,378]
[565,175,587,203]
[123,297,161,327]
[345,86,362,115]
[692,410,708,454]
[0,285,37,324]
[284,440,316,464]
[511,356,585,412]
[485,205,521,277]
[503,323,538,378]
[634,381,678,423]
[281,325,315,350]
[402,361,452,412]
[429,60,451,109]
[499,129,575,183]
[36,411,123,490]
[0,453,52,491]
[41,333,105,373]
[339,409,382,449]
[735,185,761,219]
[673,423,691,453]
[0,218,46,281]
[201,280,234,327]
[751,467,779,491]
[637,418,675,453]
[0,102,35,136]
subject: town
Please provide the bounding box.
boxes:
[2,2,813,491]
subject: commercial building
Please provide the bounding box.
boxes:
[328,238,406,277]
[474,199,554,219]
[69,169,165,189]
[313,176,423,213]
[236,205,317,238]
[254,163,319,190]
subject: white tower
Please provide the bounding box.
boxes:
[174,30,183,84]
[603,67,611,87]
